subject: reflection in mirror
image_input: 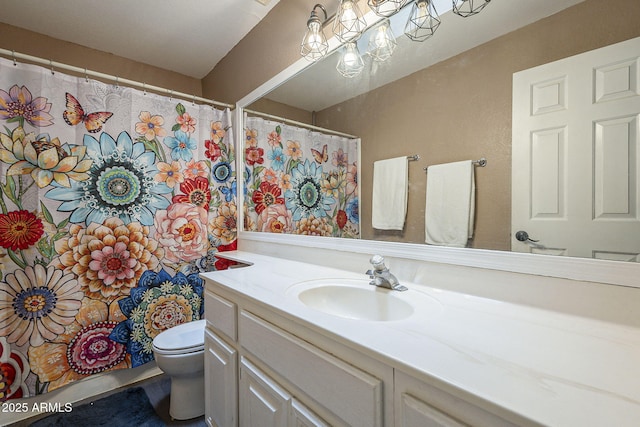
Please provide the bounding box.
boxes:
[243,111,361,238]
[244,0,640,262]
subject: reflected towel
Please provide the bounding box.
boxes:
[425,160,475,247]
[372,156,408,230]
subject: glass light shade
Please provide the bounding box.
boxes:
[405,0,440,42]
[367,0,409,18]
[301,18,329,61]
[453,0,491,17]
[333,0,367,42]
[368,20,396,62]
[336,42,365,78]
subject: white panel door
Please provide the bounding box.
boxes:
[512,37,640,260]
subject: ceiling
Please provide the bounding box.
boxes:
[0,0,281,79]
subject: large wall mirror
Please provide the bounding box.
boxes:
[237,0,639,283]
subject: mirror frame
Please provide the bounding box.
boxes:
[234,12,639,289]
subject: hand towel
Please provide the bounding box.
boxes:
[425,160,475,247]
[371,156,408,230]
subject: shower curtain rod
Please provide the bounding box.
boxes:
[0,48,233,109]
[244,108,358,139]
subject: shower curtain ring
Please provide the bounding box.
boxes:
[12,50,16,66]
[143,82,147,95]
[49,59,55,75]
[115,76,119,88]
[84,67,89,83]
[192,94,196,106]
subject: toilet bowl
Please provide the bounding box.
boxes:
[152,319,206,420]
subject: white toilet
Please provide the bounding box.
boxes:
[152,319,206,420]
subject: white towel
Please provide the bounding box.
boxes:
[425,160,475,247]
[371,156,408,230]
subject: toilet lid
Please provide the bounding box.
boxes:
[152,319,206,352]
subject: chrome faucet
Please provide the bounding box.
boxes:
[366,255,408,291]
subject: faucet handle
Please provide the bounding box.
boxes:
[370,254,386,271]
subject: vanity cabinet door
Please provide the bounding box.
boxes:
[399,393,467,427]
[395,370,518,427]
[204,289,237,341]
[239,356,331,427]
[290,398,331,427]
[239,356,290,427]
[239,310,383,427]
[205,329,238,427]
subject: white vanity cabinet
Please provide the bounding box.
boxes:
[204,279,523,427]
[203,284,390,427]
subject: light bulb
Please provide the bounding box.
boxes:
[368,20,396,62]
[334,0,366,42]
[301,14,328,61]
[405,0,440,42]
[344,51,358,67]
[341,2,357,26]
[415,1,429,27]
[307,21,323,46]
[374,25,388,48]
[337,42,364,78]
[309,20,321,34]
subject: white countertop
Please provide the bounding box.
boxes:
[200,251,640,427]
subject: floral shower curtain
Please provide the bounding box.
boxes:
[244,116,359,238]
[0,57,236,399]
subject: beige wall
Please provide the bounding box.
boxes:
[206,0,640,250]
[0,23,202,96]
[248,98,312,124]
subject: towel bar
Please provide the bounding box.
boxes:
[424,157,486,171]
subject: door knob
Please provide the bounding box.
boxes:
[515,230,539,243]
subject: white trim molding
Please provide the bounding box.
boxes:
[238,231,639,289]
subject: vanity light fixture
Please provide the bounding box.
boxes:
[300,0,494,73]
[405,0,440,42]
[453,0,491,17]
[333,0,367,42]
[368,0,409,18]
[368,19,397,62]
[336,41,365,77]
[301,4,330,61]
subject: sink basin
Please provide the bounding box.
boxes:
[287,279,439,322]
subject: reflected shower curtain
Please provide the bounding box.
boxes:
[0,58,236,398]
[244,116,359,238]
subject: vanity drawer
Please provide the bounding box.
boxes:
[204,289,237,341]
[239,310,383,427]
